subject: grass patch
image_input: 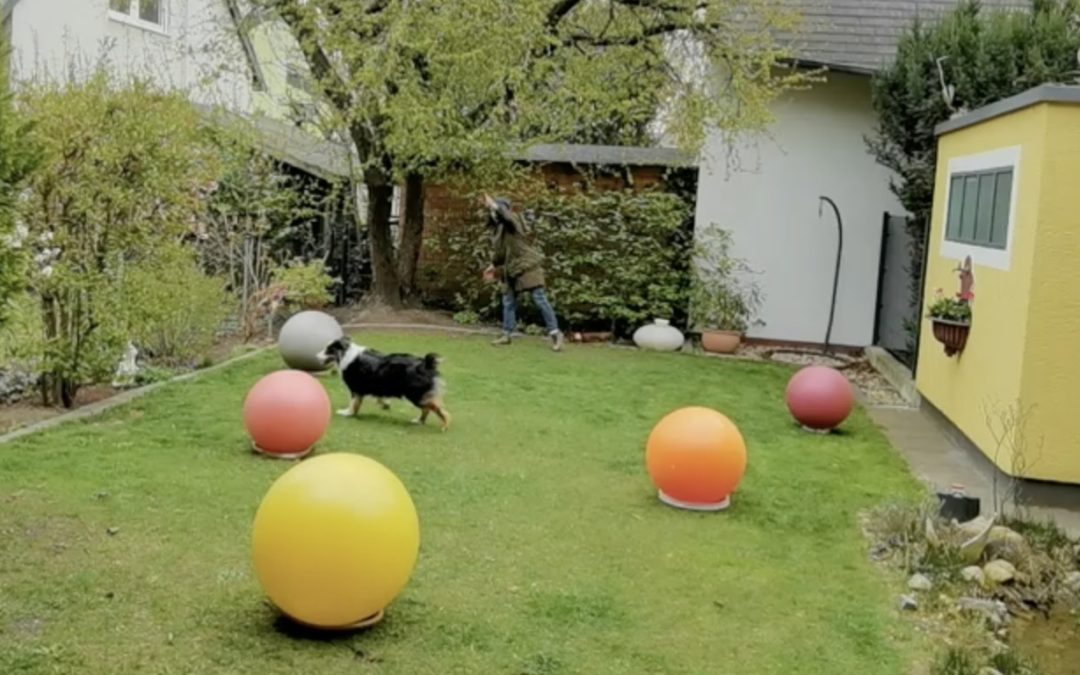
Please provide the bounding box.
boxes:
[0,331,922,674]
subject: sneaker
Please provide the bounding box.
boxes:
[491,335,512,347]
[550,331,565,352]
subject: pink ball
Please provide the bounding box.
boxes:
[243,370,331,458]
[784,366,854,431]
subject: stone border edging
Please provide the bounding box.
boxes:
[0,345,272,446]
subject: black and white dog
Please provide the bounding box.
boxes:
[316,336,451,431]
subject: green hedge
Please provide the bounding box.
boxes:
[424,189,694,336]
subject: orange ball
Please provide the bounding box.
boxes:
[243,370,331,459]
[645,407,747,510]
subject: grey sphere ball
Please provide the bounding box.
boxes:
[278,310,345,371]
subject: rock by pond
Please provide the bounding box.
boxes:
[961,566,986,586]
[983,560,1017,585]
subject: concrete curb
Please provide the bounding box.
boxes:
[0,345,272,446]
[864,346,920,408]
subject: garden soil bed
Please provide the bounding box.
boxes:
[0,385,115,435]
[331,304,460,328]
[0,334,269,437]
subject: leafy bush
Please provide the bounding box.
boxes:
[427,189,693,336]
[270,259,338,309]
[0,72,40,328]
[119,244,232,365]
[0,292,42,368]
[197,124,330,313]
[452,308,480,326]
[689,227,763,333]
[18,75,220,406]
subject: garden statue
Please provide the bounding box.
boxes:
[956,256,975,303]
[112,341,140,389]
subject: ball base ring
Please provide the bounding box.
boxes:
[658,490,731,512]
[278,608,386,632]
[252,442,315,460]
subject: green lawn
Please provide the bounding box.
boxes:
[0,331,922,674]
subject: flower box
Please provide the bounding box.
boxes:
[931,318,970,357]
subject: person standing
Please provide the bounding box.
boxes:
[481,194,565,351]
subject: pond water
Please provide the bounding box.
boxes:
[1012,607,1080,675]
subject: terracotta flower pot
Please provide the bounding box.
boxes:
[700,330,742,354]
[931,318,970,357]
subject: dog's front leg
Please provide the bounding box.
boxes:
[431,404,451,432]
[413,403,450,432]
[337,395,362,417]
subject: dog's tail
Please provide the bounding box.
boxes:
[423,353,441,371]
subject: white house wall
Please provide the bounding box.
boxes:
[7,0,253,112]
[695,72,904,347]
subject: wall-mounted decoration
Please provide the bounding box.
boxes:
[927,256,973,357]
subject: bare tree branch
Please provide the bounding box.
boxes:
[272,0,379,173]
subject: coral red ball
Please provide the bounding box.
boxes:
[243,370,332,456]
[784,366,854,431]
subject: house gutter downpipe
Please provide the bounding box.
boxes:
[818,196,843,354]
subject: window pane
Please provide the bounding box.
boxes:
[947,176,965,240]
[110,0,132,12]
[139,0,161,23]
[991,169,1013,248]
[975,173,996,244]
[960,175,979,242]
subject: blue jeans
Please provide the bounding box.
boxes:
[502,288,560,336]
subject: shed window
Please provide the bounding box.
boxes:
[945,167,1013,249]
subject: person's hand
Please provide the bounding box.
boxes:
[481,193,497,210]
[482,265,496,283]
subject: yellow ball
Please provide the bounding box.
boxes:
[251,453,420,629]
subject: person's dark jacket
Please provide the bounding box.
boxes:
[490,200,545,292]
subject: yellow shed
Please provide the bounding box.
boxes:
[916,85,1080,484]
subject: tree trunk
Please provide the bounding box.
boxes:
[40,295,60,407]
[397,172,426,304]
[365,180,402,308]
[60,380,76,409]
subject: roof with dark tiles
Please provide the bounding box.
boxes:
[781,0,1032,74]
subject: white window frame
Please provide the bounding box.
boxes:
[108,0,168,36]
[940,145,1021,271]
